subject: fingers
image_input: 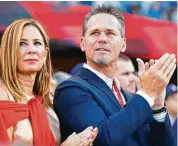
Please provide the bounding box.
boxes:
[69,132,76,137]
[63,128,97,146]
[138,54,176,100]
[79,130,92,139]
[66,132,76,140]
[136,58,145,76]
[93,127,98,133]
[85,126,93,131]
[164,58,176,76]
[91,127,98,141]
[80,127,98,146]
[145,59,155,71]
[133,75,141,90]
[79,126,93,136]
[151,53,170,70]
[167,64,176,81]
[149,59,155,67]
[160,54,175,73]
[80,137,90,146]
[145,62,149,71]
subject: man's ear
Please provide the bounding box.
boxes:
[120,37,126,52]
[80,37,85,52]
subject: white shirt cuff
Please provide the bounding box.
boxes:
[136,90,154,107]
[136,90,166,122]
[153,111,167,122]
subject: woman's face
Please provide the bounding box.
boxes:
[17,25,47,74]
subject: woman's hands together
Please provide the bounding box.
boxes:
[61,126,98,146]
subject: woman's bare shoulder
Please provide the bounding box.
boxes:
[0,81,10,100]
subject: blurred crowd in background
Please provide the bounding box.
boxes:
[52,1,177,23]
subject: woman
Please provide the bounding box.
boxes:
[0,19,98,146]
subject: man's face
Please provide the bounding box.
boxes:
[166,93,177,116]
[116,60,136,95]
[80,13,126,66]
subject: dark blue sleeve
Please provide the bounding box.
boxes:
[150,114,176,146]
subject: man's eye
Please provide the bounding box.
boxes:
[91,32,99,35]
[107,32,115,35]
[123,72,129,76]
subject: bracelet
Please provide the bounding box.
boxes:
[152,106,167,114]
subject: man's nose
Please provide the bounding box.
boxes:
[98,33,107,44]
[129,74,135,82]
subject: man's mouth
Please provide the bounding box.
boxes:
[96,48,110,52]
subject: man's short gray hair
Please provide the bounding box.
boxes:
[82,5,125,37]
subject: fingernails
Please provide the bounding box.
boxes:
[170,54,175,58]
[86,126,93,130]
[163,53,170,58]
[136,58,143,64]
[93,127,98,131]
[136,58,140,62]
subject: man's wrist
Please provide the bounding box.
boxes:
[139,89,157,100]
[136,90,155,107]
[152,103,165,110]
[152,106,167,114]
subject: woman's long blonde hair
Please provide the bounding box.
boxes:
[0,19,52,107]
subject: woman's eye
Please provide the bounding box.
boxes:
[20,42,27,46]
[34,42,42,45]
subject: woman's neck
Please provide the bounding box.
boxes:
[17,73,36,97]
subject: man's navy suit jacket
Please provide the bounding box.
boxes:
[53,68,176,146]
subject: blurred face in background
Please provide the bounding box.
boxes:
[166,93,178,117]
[17,25,47,74]
[116,59,136,95]
[80,13,126,67]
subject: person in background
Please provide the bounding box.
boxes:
[0,19,98,146]
[53,71,72,85]
[116,54,136,95]
[50,71,72,101]
[165,84,177,143]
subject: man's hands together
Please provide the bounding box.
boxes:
[134,53,176,110]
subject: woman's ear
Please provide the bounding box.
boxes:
[120,37,126,52]
[44,47,48,60]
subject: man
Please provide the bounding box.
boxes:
[54,5,176,146]
[165,84,177,142]
[116,54,136,95]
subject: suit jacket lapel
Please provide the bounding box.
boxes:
[121,88,133,102]
[78,68,122,110]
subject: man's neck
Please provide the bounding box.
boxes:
[87,61,117,79]
[17,73,36,97]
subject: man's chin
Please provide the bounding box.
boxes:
[128,88,136,95]
[130,90,136,95]
[93,58,111,66]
